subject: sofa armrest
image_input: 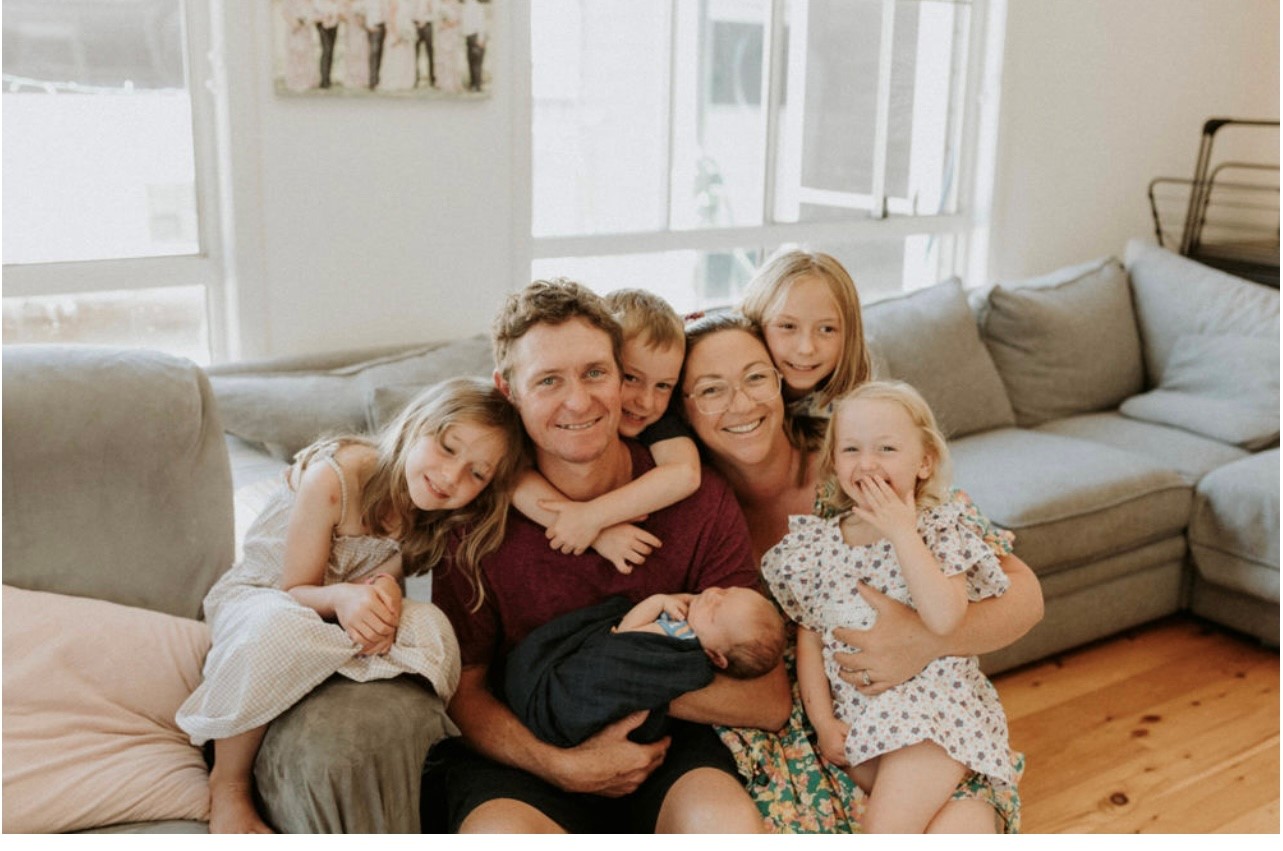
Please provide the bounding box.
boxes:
[2,345,234,619]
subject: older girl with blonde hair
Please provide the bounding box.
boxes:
[740,249,873,420]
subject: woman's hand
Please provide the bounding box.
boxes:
[334,581,400,655]
[831,581,939,695]
[591,523,663,575]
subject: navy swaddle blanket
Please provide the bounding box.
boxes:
[503,595,714,747]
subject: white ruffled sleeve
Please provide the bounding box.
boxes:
[920,503,1010,602]
[760,514,831,632]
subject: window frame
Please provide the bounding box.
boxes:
[519,0,1001,298]
[1,0,229,362]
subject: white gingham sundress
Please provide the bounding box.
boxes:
[177,447,460,744]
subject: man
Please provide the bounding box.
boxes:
[425,279,791,833]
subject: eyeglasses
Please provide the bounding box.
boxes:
[685,368,783,415]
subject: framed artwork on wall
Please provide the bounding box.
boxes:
[272,0,493,98]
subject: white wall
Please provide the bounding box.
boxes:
[987,0,1279,282]
[219,1,1279,359]
[221,0,521,359]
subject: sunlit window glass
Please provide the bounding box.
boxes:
[2,0,200,265]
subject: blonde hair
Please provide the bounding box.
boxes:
[293,378,527,611]
[723,593,787,680]
[491,278,622,385]
[603,288,685,354]
[740,249,872,410]
[816,380,952,517]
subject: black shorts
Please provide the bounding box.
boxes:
[420,720,741,833]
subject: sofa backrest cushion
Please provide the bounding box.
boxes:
[862,277,1015,438]
[1122,240,1279,448]
[1125,239,1280,386]
[2,346,235,620]
[976,257,1145,427]
[209,334,494,460]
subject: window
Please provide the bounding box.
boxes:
[528,0,994,313]
[2,0,222,365]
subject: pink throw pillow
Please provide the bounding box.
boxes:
[2,585,211,832]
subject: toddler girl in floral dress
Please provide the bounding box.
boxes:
[762,380,1016,833]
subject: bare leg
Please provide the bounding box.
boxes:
[209,726,273,833]
[861,741,968,834]
[459,798,565,833]
[926,798,1002,834]
[656,767,765,833]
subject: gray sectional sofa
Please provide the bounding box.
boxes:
[3,239,1276,832]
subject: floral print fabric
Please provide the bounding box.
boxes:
[716,490,1023,833]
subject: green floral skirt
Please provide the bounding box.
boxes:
[717,630,1024,833]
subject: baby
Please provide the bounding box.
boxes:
[612,587,785,679]
[505,587,785,747]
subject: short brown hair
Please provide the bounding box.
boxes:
[604,289,685,353]
[724,593,787,679]
[491,278,623,384]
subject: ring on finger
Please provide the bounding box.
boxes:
[860,670,872,687]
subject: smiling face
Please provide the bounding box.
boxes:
[618,338,684,438]
[681,328,786,469]
[831,397,933,506]
[760,274,844,400]
[499,317,622,466]
[404,420,506,511]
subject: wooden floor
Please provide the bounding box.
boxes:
[993,615,1280,833]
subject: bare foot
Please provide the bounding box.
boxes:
[208,776,274,834]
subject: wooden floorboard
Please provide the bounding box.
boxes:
[993,615,1280,834]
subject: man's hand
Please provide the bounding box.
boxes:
[831,581,937,695]
[551,712,670,797]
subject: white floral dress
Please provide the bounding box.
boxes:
[761,505,1015,787]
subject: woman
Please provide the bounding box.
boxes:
[679,312,1043,833]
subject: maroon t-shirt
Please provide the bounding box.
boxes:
[434,440,757,668]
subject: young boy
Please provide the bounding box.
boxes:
[512,289,701,573]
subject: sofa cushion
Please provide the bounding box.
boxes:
[210,335,494,459]
[1189,449,1280,604]
[2,586,211,833]
[2,346,235,620]
[863,278,1015,438]
[1124,239,1280,386]
[951,428,1192,575]
[1119,333,1280,450]
[977,257,1144,426]
[1034,411,1249,484]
